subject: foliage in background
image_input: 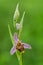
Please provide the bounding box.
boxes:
[0,0,43,65]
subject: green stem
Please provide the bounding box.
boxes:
[13,20,17,28]
[19,53,22,65]
[18,28,22,39]
[16,51,22,65]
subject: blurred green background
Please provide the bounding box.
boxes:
[0,0,43,65]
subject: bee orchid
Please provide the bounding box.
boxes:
[10,33,32,55]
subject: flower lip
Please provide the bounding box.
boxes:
[16,40,24,52]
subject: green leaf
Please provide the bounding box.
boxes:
[8,24,14,45]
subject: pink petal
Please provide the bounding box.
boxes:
[24,43,32,49]
[13,33,18,44]
[16,23,20,30]
[10,46,16,55]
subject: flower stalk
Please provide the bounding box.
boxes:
[16,51,22,65]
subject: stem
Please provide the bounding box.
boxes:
[19,53,22,65]
[16,51,22,65]
[18,28,22,39]
[13,20,17,28]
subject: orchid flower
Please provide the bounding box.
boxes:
[10,33,32,55]
[8,3,32,65]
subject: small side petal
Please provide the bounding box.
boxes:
[10,46,16,55]
[24,43,32,49]
[13,33,18,44]
[16,23,20,30]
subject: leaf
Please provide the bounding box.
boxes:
[8,24,14,45]
[18,11,25,39]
